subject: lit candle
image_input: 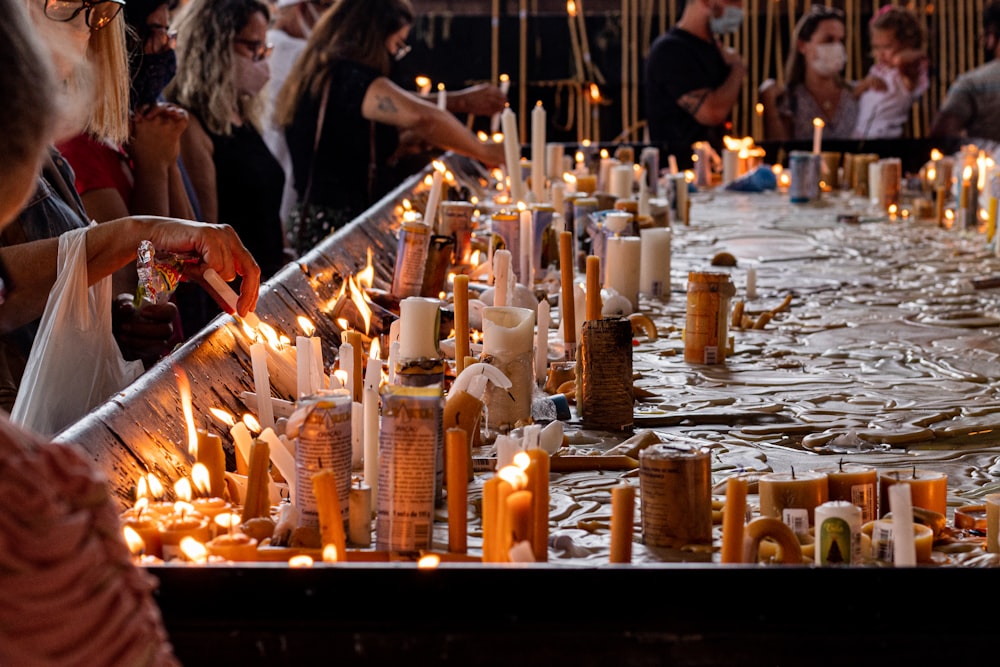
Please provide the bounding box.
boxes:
[521,447,549,562]
[531,101,546,203]
[812,117,824,155]
[535,298,550,384]
[490,73,510,133]
[296,335,314,399]
[481,475,512,562]
[343,330,365,401]
[446,427,468,554]
[558,231,577,357]
[249,340,274,431]
[230,420,254,474]
[585,254,602,320]
[482,306,536,430]
[436,82,446,110]
[416,75,431,95]
[312,467,347,561]
[753,102,764,142]
[195,430,226,500]
[935,186,946,226]
[453,274,470,374]
[425,162,445,231]
[501,107,526,203]
[338,340,355,403]
[609,482,635,563]
[720,476,748,563]
[397,296,441,360]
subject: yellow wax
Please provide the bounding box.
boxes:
[206,532,259,561]
[862,519,934,563]
[160,514,211,560]
[813,463,877,523]
[585,255,602,321]
[312,468,347,560]
[446,428,469,554]
[454,275,470,375]
[507,489,533,546]
[575,174,597,195]
[121,511,163,559]
[241,438,271,523]
[609,483,635,564]
[525,448,550,562]
[559,231,577,350]
[481,476,501,562]
[720,476,748,564]
[196,430,227,500]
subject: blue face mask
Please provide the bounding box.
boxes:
[710,5,744,35]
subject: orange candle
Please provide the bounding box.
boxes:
[482,476,512,562]
[878,468,947,517]
[507,489,533,545]
[446,427,468,554]
[585,255,602,321]
[609,483,635,564]
[120,509,163,558]
[312,468,347,561]
[575,173,597,195]
[935,186,946,226]
[343,330,364,402]
[205,532,259,561]
[757,469,829,530]
[453,275,470,375]
[196,430,227,499]
[559,231,577,356]
[720,476,748,563]
[159,510,211,561]
[813,462,877,523]
[523,448,550,562]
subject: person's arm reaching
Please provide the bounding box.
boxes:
[678,45,746,127]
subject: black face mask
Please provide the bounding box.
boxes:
[130,50,177,110]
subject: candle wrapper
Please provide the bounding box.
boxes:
[639,442,712,549]
[291,390,353,533]
[578,317,633,432]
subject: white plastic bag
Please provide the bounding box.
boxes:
[11,225,144,436]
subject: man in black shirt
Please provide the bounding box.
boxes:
[645,0,747,169]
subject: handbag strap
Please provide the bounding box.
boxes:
[300,78,332,210]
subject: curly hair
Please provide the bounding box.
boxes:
[870,5,926,51]
[274,0,413,129]
[164,0,271,136]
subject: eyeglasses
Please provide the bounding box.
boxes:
[234,38,274,62]
[44,0,125,31]
[146,23,178,53]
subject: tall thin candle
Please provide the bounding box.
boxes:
[446,427,468,554]
[585,255,602,321]
[454,274,470,374]
[531,101,546,204]
[609,482,635,563]
[559,231,577,357]
[250,341,274,431]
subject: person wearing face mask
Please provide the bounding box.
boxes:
[275,0,505,256]
[759,5,857,142]
[930,1,1000,144]
[165,0,288,299]
[644,0,748,170]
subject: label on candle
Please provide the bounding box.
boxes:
[684,272,735,364]
[638,443,712,548]
[375,385,443,552]
[392,221,431,298]
[294,391,353,531]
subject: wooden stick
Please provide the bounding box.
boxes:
[491,0,499,85]
[621,0,629,141]
[519,0,528,141]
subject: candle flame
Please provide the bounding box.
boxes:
[500,73,509,83]
[258,322,281,349]
[173,500,195,516]
[567,0,577,17]
[812,117,825,129]
[564,172,577,185]
[174,477,193,503]
[289,554,315,567]
[415,75,430,89]
[930,148,943,161]
[191,463,211,496]
[589,83,601,102]
[336,317,349,330]
[599,148,609,159]
[477,130,489,142]
[209,407,235,427]
[370,338,381,359]
[963,165,973,181]
[297,316,316,337]
[417,553,441,569]
[147,472,165,499]
[179,536,208,563]
[134,496,149,513]
[322,544,339,562]
[333,369,349,387]
[136,475,149,499]
[243,413,261,433]
[123,526,145,555]
[755,102,764,114]
[491,132,503,144]
[497,463,528,489]
[174,366,199,458]
[437,82,445,92]
[215,512,240,529]
[888,203,898,216]
[927,166,936,181]
[348,277,373,335]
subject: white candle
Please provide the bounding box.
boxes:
[745,267,758,300]
[639,227,671,299]
[230,421,254,473]
[351,400,363,470]
[296,336,313,399]
[531,102,546,204]
[436,82,446,110]
[501,108,526,203]
[482,306,537,427]
[722,149,739,185]
[551,181,566,215]
[339,341,355,402]
[494,249,511,307]
[250,341,274,431]
[425,166,444,232]
[519,208,533,284]
[610,164,633,200]
[545,143,564,182]
[535,298,550,383]
[202,268,260,329]
[638,171,650,217]
[259,427,295,503]
[599,157,616,192]
[812,118,824,155]
[363,357,381,499]
[310,336,325,392]
[605,236,642,311]
[888,482,916,566]
[398,297,441,359]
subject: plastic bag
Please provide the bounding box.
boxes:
[11,225,144,437]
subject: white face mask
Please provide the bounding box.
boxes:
[812,42,846,77]
[234,54,270,96]
[709,5,744,35]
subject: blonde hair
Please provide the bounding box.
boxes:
[165,0,271,136]
[82,13,130,144]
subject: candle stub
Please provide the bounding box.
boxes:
[638,442,712,548]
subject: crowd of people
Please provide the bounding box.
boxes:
[2,1,1000,662]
